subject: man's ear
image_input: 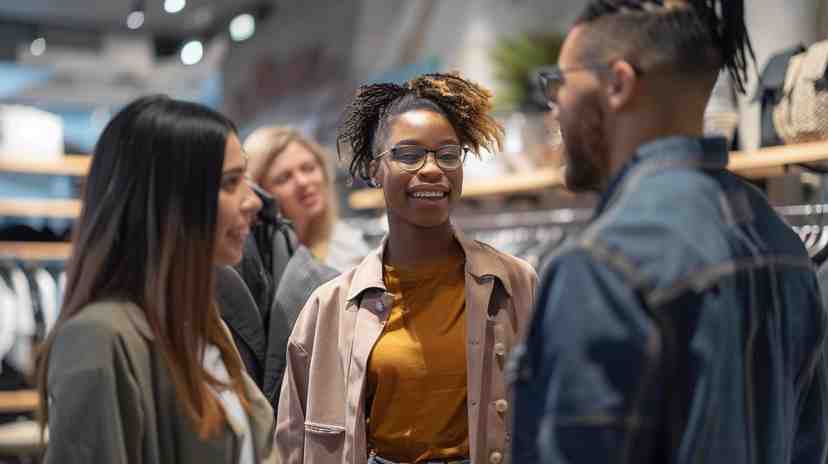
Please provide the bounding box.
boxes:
[606,60,638,112]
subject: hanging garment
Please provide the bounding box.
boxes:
[0,277,17,372]
[7,267,35,375]
[34,268,58,334]
[57,270,66,310]
[23,268,46,341]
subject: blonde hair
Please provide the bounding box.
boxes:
[243,127,338,258]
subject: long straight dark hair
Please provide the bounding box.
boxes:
[37,95,249,438]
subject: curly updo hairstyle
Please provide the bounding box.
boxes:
[337,72,504,183]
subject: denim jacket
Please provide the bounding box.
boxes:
[511,136,828,464]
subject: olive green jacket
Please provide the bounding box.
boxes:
[44,300,278,464]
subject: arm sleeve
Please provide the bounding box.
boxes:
[275,299,316,464]
[793,342,828,463]
[512,249,663,464]
[44,320,144,464]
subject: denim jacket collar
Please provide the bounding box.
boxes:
[596,136,729,215]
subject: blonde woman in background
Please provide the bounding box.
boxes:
[244,127,371,271]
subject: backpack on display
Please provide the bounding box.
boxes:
[755,44,805,147]
[773,40,828,145]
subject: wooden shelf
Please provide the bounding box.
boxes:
[0,199,81,219]
[349,167,564,210]
[729,140,828,177]
[0,155,90,176]
[0,242,72,260]
[0,389,39,414]
[349,141,828,210]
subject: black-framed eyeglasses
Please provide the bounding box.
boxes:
[537,62,643,107]
[375,144,468,172]
[537,64,611,107]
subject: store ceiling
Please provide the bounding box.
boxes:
[0,0,256,35]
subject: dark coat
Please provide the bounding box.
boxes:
[217,220,338,412]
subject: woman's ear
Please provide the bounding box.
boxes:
[369,159,383,188]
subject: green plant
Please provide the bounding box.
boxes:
[490,32,564,111]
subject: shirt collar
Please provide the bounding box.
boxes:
[596,136,729,215]
[346,227,514,301]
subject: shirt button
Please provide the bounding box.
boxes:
[489,450,503,464]
[494,399,508,413]
[494,342,506,356]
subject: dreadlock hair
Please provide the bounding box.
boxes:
[337,72,504,183]
[574,0,755,93]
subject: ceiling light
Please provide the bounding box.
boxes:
[30,37,46,56]
[126,10,145,29]
[164,0,186,14]
[229,13,255,42]
[180,40,203,65]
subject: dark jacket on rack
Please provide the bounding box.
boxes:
[44,300,278,464]
[216,202,338,412]
[511,136,828,464]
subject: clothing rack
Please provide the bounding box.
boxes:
[454,208,592,231]
[0,156,85,420]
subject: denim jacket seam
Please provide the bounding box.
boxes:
[645,255,815,308]
[574,241,663,463]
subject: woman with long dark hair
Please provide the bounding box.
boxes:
[37,95,276,463]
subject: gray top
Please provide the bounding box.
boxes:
[325,220,372,272]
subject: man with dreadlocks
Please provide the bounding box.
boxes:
[275,72,537,464]
[512,1,828,463]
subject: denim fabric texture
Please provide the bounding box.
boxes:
[511,136,828,464]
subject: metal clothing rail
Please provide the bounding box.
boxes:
[454,208,592,231]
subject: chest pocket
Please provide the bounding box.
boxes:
[303,421,345,461]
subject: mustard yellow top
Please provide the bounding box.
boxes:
[366,254,469,463]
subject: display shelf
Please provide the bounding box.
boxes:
[0,389,38,414]
[729,140,828,173]
[0,199,81,219]
[0,242,72,261]
[348,141,828,210]
[0,155,90,176]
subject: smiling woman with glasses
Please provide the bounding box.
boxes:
[274,72,538,464]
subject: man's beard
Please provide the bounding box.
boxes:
[559,97,608,193]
